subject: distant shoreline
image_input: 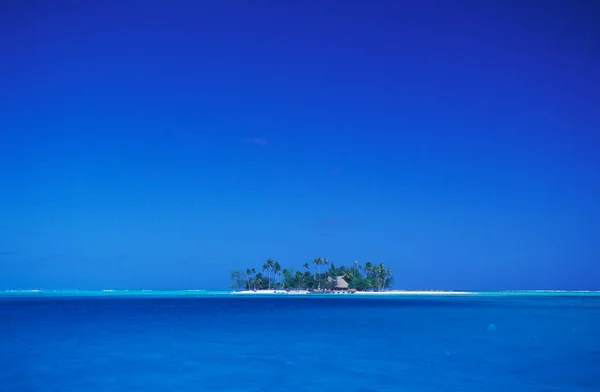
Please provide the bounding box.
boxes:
[1,290,599,298]
[230,289,476,295]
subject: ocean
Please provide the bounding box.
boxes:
[1,292,599,391]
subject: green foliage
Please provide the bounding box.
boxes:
[230,270,245,290]
[348,275,370,290]
[232,259,395,291]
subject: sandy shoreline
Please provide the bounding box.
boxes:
[230,290,475,296]
[231,290,310,295]
[4,290,597,298]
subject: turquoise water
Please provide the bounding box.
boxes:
[2,292,599,391]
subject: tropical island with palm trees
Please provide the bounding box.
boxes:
[230,258,393,294]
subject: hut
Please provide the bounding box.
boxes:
[327,276,349,291]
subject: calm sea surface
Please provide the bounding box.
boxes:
[1,293,599,391]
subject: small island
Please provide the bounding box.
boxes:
[230,258,393,294]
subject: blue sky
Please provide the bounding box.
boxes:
[1,0,599,290]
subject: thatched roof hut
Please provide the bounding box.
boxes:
[327,276,349,290]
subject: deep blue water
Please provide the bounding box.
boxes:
[2,294,600,391]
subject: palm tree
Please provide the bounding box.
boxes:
[273,261,282,289]
[251,268,256,290]
[373,263,391,291]
[353,260,358,280]
[343,270,353,283]
[295,271,304,289]
[230,270,244,290]
[362,262,374,290]
[313,258,328,289]
[255,275,263,290]
[365,262,374,278]
[281,268,287,289]
[302,263,310,289]
[282,268,294,289]
[313,258,322,290]
[245,269,252,290]
[384,268,392,290]
[377,264,385,291]
[262,263,268,289]
[263,260,274,290]
[267,259,277,289]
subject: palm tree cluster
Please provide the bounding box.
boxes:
[230,258,393,291]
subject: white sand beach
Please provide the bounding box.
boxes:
[231,290,310,295]
[230,290,475,296]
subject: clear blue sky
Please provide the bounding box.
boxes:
[1,0,598,290]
